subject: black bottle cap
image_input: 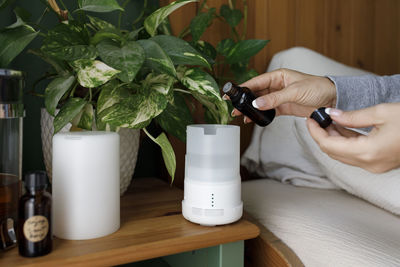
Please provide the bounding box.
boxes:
[0,69,24,104]
[24,171,48,189]
[310,107,332,128]
[222,82,239,97]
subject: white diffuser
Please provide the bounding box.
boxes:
[182,125,243,226]
[52,131,120,240]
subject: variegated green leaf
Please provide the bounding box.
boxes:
[98,73,172,128]
[97,39,145,83]
[127,27,143,41]
[96,118,119,131]
[144,130,176,183]
[88,16,116,30]
[177,67,229,124]
[179,67,221,100]
[78,0,123,13]
[96,80,133,114]
[41,21,91,61]
[28,49,68,75]
[53,98,87,134]
[192,91,230,124]
[53,45,98,61]
[193,40,216,62]
[96,82,124,131]
[150,35,210,69]
[215,98,230,124]
[144,0,197,37]
[42,21,90,49]
[0,25,37,67]
[155,133,176,183]
[156,92,193,142]
[6,11,26,29]
[98,89,168,129]
[71,59,120,88]
[190,8,215,43]
[226,39,269,64]
[13,6,31,21]
[176,65,187,79]
[142,73,175,95]
[45,75,76,116]
[90,29,122,46]
[77,103,94,130]
[137,39,176,77]
[216,38,235,57]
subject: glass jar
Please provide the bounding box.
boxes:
[0,69,24,250]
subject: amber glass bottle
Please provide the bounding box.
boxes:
[223,82,275,126]
[18,171,52,257]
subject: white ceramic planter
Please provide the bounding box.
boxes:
[40,108,140,196]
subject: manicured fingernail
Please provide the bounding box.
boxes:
[325,108,342,116]
[222,94,229,100]
[231,110,236,117]
[243,117,247,124]
[252,98,266,109]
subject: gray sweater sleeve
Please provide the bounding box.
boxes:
[328,74,400,111]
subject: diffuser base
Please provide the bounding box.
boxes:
[182,201,243,226]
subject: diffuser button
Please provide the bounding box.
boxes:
[204,209,224,217]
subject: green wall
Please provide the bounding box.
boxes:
[1,0,160,175]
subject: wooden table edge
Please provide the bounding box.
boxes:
[16,216,259,267]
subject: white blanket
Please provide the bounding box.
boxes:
[242,116,400,215]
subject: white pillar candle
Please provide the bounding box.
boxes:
[52,131,120,240]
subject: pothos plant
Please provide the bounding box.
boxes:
[0,0,268,182]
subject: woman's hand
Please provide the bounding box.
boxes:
[231,69,337,121]
[307,103,400,173]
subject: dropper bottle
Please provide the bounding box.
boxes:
[223,82,275,127]
[18,171,52,257]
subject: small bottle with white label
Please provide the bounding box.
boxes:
[18,171,52,257]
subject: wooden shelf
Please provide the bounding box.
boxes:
[0,177,259,266]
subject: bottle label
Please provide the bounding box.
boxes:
[23,215,49,242]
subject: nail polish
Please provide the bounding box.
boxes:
[252,99,259,109]
[222,82,275,127]
[325,108,342,116]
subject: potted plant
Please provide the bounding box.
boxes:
[1,0,268,192]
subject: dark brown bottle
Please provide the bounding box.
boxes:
[18,171,52,257]
[223,82,275,126]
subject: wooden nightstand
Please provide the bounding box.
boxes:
[0,177,259,267]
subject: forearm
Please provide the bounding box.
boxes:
[328,74,400,111]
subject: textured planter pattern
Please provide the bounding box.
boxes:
[40,109,140,195]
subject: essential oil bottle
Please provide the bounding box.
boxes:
[223,82,275,127]
[18,171,52,257]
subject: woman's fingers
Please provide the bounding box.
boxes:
[326,106,383,128]
[252,86,298,110]
[240,69,286,92]
[306,118,368,159]
[329,124,361,138]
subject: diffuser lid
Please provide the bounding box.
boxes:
[186,125,240,155]
[185,125,240,182]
